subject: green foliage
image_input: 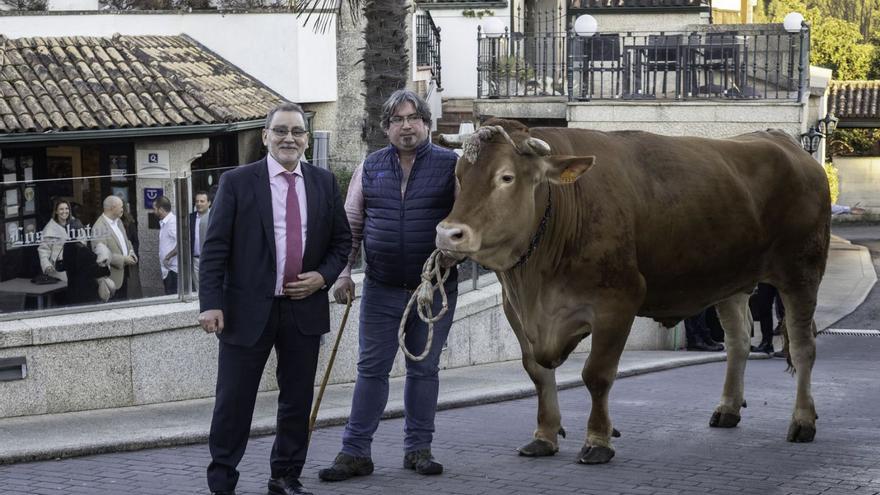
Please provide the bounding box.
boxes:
[823,162,839,205]
[462,9,494,18]
[0,0,47,9]
[827,128,880,157]
[492,55,536,80]
[765,0,875,79]
[331,165,354,202]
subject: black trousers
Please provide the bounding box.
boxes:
[749,283,785,345]
[207,299,321,492]
[162,270,178,295]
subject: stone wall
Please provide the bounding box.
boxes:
[475,99,804,138]
[0,276,679,419]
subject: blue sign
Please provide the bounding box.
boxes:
[144,188,163,209]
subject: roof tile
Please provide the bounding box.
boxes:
[1,34,284,134]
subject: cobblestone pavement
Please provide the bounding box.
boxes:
[2,335,879,495]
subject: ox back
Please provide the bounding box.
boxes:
[529,126,831,323]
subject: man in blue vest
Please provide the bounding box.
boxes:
[319,89,459,482]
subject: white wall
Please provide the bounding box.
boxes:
[833,156,880,212]
[0,12,337,104]
[427,10,511,99]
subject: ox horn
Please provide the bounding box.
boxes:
[438,133,472,149]
[520,137,552,156]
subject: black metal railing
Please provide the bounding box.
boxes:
[476,25,810,101]
[416,11,443,89]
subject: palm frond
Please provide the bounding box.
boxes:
[292,0,362,33]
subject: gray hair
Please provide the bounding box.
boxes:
[103,195,122,210]
[265,102,307,129]
[380,89,432,130]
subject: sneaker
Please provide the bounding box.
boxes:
[318,452,374,482]
[403,449,443,475]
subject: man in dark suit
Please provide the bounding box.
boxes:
[198,102,351,495]
[189,190,211,290]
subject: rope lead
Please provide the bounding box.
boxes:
[398,249,451,361]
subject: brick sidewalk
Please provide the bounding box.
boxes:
[2,335,879,495]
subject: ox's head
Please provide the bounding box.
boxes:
[436,119,594,270]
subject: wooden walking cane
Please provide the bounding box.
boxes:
[308,292,353,442]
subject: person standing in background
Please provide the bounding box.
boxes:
[190,190,211,291]
[154,196,178,295]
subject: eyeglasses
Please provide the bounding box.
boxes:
[268,127,308,138]
[388,113,423,126]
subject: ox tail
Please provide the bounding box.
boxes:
[779,320,795,375]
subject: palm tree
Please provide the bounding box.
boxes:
[298,0,410,154]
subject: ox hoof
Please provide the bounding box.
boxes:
[709,411,741,428]
[517,438,558,457]
[612,427,621,438]
[787,422,816,443]
[577,445,615,465]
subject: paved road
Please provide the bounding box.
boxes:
[2,333,879,495]
[832,224,880,331]
[3,225,877,495]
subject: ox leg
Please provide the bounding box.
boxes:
[778,288,819,443]
[578,315,633,465]
[710,293,752,428]
[503,302,563,457]
[518,355,564,457]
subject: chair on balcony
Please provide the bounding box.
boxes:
[687,31,754,97]
[643,34,683,97]
[574,33,622,99]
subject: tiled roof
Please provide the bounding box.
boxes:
[0,34,284,134]
[828,80,880,121]
[570,0,707,8]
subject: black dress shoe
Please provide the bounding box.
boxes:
[687,339,724,352]
[751,342,774,354]
[318,452,374,482]
[403,448,443,475]
[268,475,313,495]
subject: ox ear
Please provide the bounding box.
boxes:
[544,156,595,185]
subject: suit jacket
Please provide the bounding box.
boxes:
[199,158,351,347]
[189,208,210,258]
[91,214,135,289]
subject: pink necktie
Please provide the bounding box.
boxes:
[283,173,303,285]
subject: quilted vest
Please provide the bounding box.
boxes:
[362,140,458,289]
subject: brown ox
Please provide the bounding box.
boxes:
[435,119,830,464]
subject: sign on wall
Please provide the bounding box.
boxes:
[143,188,164,210]
[136,150,171,178]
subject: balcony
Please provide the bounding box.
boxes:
[476,24,809,103]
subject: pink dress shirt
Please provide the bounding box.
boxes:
[267,154,308,295]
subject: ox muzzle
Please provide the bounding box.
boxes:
[436,221,481,255]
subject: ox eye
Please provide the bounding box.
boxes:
[501,174,514,184]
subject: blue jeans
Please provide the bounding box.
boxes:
[341,276,457,457]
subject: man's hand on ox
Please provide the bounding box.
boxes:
[199,309,224,334]
[332,276,354,304]
[284,271,326,300]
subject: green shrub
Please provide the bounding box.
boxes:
[332,165,355,201]
[823,162,839,205]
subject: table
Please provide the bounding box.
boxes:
[0,277,67,310]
